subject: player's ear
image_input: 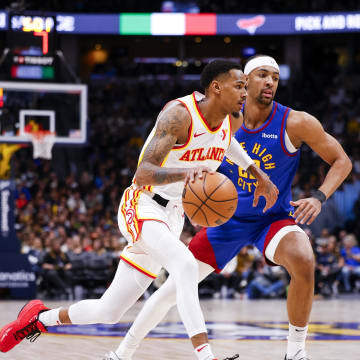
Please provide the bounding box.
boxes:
[210,80,221,94]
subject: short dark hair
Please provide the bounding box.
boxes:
[200,60,242,90]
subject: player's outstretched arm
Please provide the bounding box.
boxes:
[248,164,279,212]
[287,111,352,225]
[135,104,212,187]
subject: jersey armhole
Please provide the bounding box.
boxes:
[280,108,298,157]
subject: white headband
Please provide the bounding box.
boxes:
[244,56,280,75]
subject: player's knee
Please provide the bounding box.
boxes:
[177,254,199,280]
[287,249,315,282]
[160,290,177,308]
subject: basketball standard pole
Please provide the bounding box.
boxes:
[0,144,37,299]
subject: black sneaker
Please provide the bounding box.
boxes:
[284,349,310,360]
[224,355,239,360]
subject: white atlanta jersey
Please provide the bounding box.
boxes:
[118,92,232,258]
[135,91,232,200]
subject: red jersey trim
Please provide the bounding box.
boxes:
[228,115,232,146]
[263,218,296,266]
[241,101,278,134]
[192,92,223,133]
[120,255,157,279]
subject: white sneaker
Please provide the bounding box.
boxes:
[284,349,310,360]
[103,351,122,360]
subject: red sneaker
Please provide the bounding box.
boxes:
[0,300,49,353]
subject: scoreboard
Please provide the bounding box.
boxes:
[7,14,57,80]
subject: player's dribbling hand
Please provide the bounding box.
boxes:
[290,197,322,225]
[184,166,215,185]
[253,175,279,213]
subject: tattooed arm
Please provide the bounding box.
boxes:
[135,103,212,187]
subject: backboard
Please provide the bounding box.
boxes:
[0,81,87,144]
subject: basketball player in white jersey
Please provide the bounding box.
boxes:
[0,60,279,360]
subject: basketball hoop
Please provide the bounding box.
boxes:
[27,130,56,160]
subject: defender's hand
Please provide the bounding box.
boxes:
[184,166,215,185]
[253,175,279,213]
[290,197,322,225]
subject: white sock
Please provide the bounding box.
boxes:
[38,308,62,327]
[287,323,308,358]
[115,332,139,360]
[194,343,215,360]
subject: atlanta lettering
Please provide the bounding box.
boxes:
[179,147,225,162]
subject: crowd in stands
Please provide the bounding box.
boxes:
[10,51,360,300]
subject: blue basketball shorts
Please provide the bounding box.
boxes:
[188,214,305,273]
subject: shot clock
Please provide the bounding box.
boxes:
[7,14,57,80]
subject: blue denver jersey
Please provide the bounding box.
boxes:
[189,101,303,271]
[218,101,300,218]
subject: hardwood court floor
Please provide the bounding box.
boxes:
[1,297,359,360]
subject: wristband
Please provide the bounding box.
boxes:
[313,189,326,204]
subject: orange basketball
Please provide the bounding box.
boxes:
[182,172,238,227]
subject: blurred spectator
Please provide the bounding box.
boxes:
[16,193,29,210]
[235,246,255,294]
[66,235,84,260]
[339,234,360,292]
[110,235,127,257]
[92,239,106,256]
[247,259,288,299]
[42,239,73,298]
[315,236,342,298]
[25,237,45,276]
[212,256,241,299]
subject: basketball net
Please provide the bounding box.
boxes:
[27,130,55,160]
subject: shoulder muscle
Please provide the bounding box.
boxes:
[140,103,190,167]
[155,102,191,139]
[286,110,325,148]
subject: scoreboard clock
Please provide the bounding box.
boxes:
[7,14,57,80]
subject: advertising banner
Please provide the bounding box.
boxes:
[217,12,360,35]
[0,253,36,299]
[0,180,20,253]
[1,11,360,35]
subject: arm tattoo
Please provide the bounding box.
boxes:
[135,104,190,186]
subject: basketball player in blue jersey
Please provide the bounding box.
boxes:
[115,55,352,360]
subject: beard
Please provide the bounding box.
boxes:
[256,93,273,105]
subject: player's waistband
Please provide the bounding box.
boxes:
[231,212,294,224]
[152,193,169,207]
[129,183,182,208]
